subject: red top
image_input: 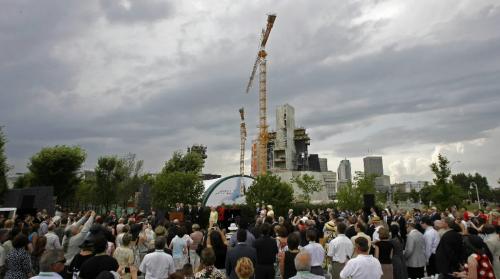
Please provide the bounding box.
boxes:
[217,206,225,221]
[464,253,496,279]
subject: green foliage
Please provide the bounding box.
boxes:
[451,172,492,201]
[162,151,204,173]
[28,145,86,203]
[245,174,294,216]
[393,191,411,204]
[95,156,127,211]
[409,189,420,203]
[13,173,34,189]
[336,173,377,211]
[0,128,9,198]
[336,181,363,211]
[153,172,203,209]
[117,153,145,208]
[152,150,205,210]
[187,145,207,160]
[492,188,500,205]
[76,176,98,206]
[354,173,376,194]
[430,154,451,187]
[291,174,323,203]
[428,153,465,209]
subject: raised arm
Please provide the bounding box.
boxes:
[80,211,95,235]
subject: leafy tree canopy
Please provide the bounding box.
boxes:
[28,145,86,203]
[451,172,491,201]
[162,151,204,174]
[291,174,323,203]
[152,149,205,210]
[0,127,9,198]
[245,174,294,216]
[428,153,465,209]
[94,155,128,211]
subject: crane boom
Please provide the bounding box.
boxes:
[244,14,276,176]
[245,14,277,94]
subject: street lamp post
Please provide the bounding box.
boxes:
[470,182,481,209]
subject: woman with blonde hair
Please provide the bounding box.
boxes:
[235,257,254,279]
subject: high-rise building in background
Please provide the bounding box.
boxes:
[337,160,352,181]
[363,156,384,176]
[319,158,328,172]
[336,159,352,192]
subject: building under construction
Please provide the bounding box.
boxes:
[250,104,337,201]
[251,104,330,175]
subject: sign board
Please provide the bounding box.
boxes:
[202,175,255,207]
[0,208,17,220]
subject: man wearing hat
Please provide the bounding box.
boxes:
[370,216,383,242]
[68,239,94,277]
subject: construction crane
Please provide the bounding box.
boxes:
[245,14,277,175]
[239,108,247,195]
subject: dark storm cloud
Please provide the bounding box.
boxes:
[1,1,500,182]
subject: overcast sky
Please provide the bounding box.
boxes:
[1,0,500,186]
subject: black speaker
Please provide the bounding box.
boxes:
[363,194,375,209]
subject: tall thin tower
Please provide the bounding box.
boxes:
[239,108,247,194]
[246,14,277,175]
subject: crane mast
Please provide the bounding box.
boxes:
[239,108,247,195]
[246,14,276,176]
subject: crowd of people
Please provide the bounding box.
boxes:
[0,203,498,279]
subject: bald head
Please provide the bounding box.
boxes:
[294,251,312,272]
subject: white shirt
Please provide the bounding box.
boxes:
[30,272,63,279]
[372,225,383,242]
[45,231,61,250]
[115,233,124,247]
[303,241,325,266]
[327,234,354,263]
[423,226,440,261]
[139,249,175,279]
[340,254,383,279]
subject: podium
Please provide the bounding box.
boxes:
[169,212,184,222]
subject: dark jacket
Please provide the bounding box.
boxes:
[435,229,464,274]
[225,243,257,279]
[254,236,278,265]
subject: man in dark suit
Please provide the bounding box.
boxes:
[226,229,257,279]
[253,223,278,279]
[394,210,407,242]
[435,217,464,279]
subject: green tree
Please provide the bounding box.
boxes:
[117,153,145,209]
[451,172,491,201]
[393,191,410,204]
[0,127,9,198]
[28,145,86,203]
[336,172,376,211]
[152,150,205,210]
[354,172,376,194]
[163,151,204,173]
[245,174,294,215]
[291,174,323,203]
[76,176,98,208]
[409,189,420,203]
[95,156,127,211]
[429,154,465,209]
[13,173,34,189]
[336,181,363,211]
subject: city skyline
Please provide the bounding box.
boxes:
[1,1,500,186]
